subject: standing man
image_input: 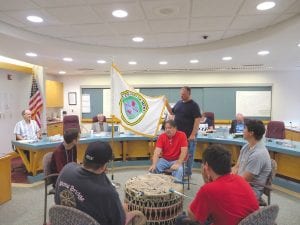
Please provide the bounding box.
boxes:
[149,120,188,182]
[165,86,201,177]
[232,119,271,199]
[14,109,41,140]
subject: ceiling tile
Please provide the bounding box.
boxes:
[0,13,26,27]
[31,0,86,8]
[71,23,115,36]
[285,0,300,13]
[25,25,83,37]
[188,31,225,44]
[46,6,100,24]
[191,0,244,17]
[109,21,151,35]
[149,19,189,33]
[92,1,145,22]
[0,0,38,11]
[230,14,278,30]
[155,32,188,47]
[239,0,298,15]
[4,9,60,26]
[222,29,252,39]
[191,17,232,31]
[141,0,190,20]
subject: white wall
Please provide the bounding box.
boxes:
[0,70,31,154]
[57,70,300,127]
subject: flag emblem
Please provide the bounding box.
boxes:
[120,90,148,126]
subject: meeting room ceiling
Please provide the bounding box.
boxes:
[0,0,300,75]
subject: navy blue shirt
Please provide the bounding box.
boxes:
[172,99,201,137]
[55,163,125,225]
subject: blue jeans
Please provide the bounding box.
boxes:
[155,158,183,182]
[175,212,211,225]
[186,140,197,176]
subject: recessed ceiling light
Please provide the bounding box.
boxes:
[128,61,137,65]
[258,50,270,55]
[298,43,300,47]
[63,57,73,62]
[58,71,66,74]
[112,9,128,18]
[190,59,199,64]
[26,52,37,57]
[97,60,106,64]
[159,61,168,65]
[256,2,276,11]
[222,56,232,61]
[26,15,43,23]
[132,37,144,42]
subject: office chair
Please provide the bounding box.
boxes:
[43,152,59,225]
[63,115,81,133]
[238,204,279,225]
[204,112,215,129]
[251,159,277,206]
[49,205,147,225]
[265,121,285,139]
[49,205,100,225]
[92,116,98,122]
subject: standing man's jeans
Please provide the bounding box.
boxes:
[186,140,197,176]
[155,158,184,182]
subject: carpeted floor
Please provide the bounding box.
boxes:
[11,157,29,184]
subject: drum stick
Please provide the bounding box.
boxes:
[169,188,193,199]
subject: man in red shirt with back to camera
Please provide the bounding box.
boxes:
[149,119,188,182]
[176,144,259,225]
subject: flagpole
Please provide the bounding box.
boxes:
[110,62,115,181]
[110,115,115,181]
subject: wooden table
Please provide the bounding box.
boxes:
[0,155,12,204]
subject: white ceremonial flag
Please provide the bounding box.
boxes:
[111,65,165,137]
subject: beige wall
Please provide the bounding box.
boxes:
[57,70,300,126]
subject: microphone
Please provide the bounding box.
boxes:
[169,188,193,199]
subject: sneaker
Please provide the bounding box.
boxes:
[48,188,56,195]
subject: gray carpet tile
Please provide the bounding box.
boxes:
[0,168,299,225]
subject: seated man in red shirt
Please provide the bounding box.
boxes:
[50,128,79,175]
[176,144,259,225]
[149,120,188,182]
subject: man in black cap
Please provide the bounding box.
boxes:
[54,141,125,225]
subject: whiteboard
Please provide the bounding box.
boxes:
[81,94,91,113]
[236,91,271,117]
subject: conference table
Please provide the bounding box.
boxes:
[11,132,300,183]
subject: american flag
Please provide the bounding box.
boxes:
[29,75,43,128]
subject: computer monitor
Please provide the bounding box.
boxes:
[107,125,119,132]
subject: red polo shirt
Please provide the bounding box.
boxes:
[190,174,259,225]
[156,131,188,161]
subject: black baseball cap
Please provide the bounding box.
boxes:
[84,141,113,164]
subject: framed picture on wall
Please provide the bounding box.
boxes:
[68,92,77,105]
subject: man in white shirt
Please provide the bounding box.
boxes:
[14,109,41,140]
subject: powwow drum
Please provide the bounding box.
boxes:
[125,174,183,225]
